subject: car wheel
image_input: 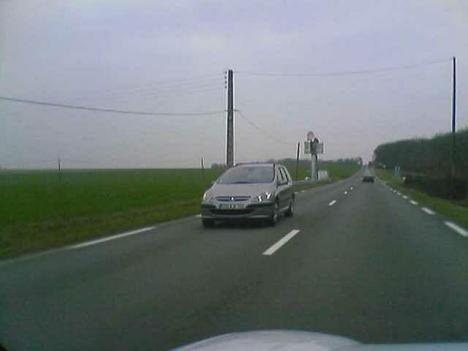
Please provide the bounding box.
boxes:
[285,197,294,217]
[202,219,215,228]
[267,201,280,226]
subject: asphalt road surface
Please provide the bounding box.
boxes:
[2,171,468,350]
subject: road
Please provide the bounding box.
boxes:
[1,171,468,350]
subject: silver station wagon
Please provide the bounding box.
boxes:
[201,163,295,227]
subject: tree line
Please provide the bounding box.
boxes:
[373,128,468,180]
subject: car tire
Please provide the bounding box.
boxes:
[202,219,215,228]
[285,197,294,217]
[267,201,280,226]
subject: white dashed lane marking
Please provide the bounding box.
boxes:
[263,229,301,256]
[445,221,468,237]
[69,226,156,249]
[421,207,435,215]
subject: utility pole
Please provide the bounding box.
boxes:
[295,142,300,180]
[57,157,62,183]
[226,69,234,167]
[200,157,205,183]
[450,56,457,180]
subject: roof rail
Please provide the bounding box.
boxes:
[234,161,275,166]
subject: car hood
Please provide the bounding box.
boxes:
[174,330,468,351]
[210,183,275,197]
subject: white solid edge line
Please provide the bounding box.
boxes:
[444,221,468,237]
[409,200,418,205]
[263,229,301,256]
[69,226,156,249]
[421,207,435,215]
[328,200,337,206]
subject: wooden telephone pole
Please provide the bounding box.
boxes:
[226,69,234,167]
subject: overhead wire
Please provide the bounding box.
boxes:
[71,73,222,96]
[235,58,450,77]
[63,78,225,103]
[236,109,296,146]
[0,96,225,117]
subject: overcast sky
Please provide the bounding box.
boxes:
[1,0,467,168]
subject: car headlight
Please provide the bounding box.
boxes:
[252,192,273,203]
[202,191,214,202]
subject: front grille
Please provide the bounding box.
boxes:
[215,196,251,202]
[210,209,254,215]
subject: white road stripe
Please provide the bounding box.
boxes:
[263,229,301,256]
[409,200,418,205]
[69,226,156,249]
[444,221,468,237]
[402,195,408,199]
[421,207,435,215]
[328,200,337,206]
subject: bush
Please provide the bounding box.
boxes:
[374,128,468,178]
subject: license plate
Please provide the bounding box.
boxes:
[219,203,245,209]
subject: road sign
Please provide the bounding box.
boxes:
[305,141,323,154]
[304,140,311,154]
[315,142,324,154]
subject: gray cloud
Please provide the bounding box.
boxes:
[1,0,467,168]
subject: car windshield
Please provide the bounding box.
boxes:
[217,166,274,184]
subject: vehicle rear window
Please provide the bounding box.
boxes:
[217,166,274,184]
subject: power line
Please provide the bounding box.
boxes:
[236,109,295,146]
[69,73,222,96]
[74,78,224,98]
[92,83,224,100]
[0,96,225,117]
[235,58,450,77]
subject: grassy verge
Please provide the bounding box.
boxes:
[291,162,361,192]
[376,169,468,228]
[0,169,221,259]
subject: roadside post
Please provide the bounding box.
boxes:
[295,142,300,181]
[201,157,205,184]
[305,131,324,181]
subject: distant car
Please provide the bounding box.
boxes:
[362,175,375,183]
[201,163,295,227]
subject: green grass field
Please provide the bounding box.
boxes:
[0,169,221,258]
[290,162,361,191]
[0,163,360,259]
[376,169,468,228]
